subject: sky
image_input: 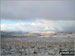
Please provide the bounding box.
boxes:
[0,0,75,32]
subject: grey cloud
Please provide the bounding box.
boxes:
[1,0,75,20]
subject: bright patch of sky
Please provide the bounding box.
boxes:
[1,18,40,24]
[1,19,32,24]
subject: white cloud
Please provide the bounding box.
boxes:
[1,24,6,31]
[1,23,25,31]
[1,19,75,32]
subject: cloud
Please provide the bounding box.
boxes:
[1,0,75,20]
[1,24,6,31]
[1,19,75,32]
[1,0,75,32]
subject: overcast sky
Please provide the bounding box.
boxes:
[0,0,75,32]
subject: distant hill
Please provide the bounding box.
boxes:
[1,31,75,43]
[1,31,29,37]
[1,31,75,37]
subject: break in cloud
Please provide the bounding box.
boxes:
[1,19,75,32]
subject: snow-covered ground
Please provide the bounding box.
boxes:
[1,32,75,56]
[1,43,74,56]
